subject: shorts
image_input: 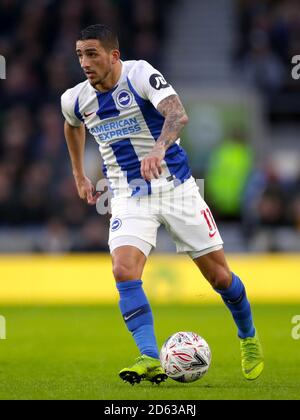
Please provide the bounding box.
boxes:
[108,177,223,259]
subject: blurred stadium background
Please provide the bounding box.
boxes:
[0,0,300,400]
[0,0,299,303]
[0,0,299,256]
[0,0,300,301]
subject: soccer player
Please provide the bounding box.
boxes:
[61,24,264,385]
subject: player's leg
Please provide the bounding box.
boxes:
[111,242,167,384]
[161,178,263,380]
[112,243,147,281]
[112,243,159,360]
[192,248,255,338]
[192,248,264,380]
[109,193,167,383]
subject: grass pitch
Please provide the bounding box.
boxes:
[0,304,299,400]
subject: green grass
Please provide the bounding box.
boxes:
[0,304,299,400]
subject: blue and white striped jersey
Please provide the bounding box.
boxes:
[61,60,191,197]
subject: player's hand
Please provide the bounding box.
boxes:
[141,145,165,181]
[74,175,101,206]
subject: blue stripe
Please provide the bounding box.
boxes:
[127,77,164,140]
[96,87,120,120]
[110,138,151,196]
[165,143,192,185]
[102,163,108,178]
[74,97,84,122]
[127,77,191,185]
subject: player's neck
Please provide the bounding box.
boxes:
[94,61,122,93]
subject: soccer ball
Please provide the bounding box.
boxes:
[160,331,212,383]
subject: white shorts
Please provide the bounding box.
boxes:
[108,177,223,259]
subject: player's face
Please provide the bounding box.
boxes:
[76,40,119,87]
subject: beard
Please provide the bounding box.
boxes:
[90,68,111,88]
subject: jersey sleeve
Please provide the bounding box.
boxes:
[61,89,83,127]
[129,60,178,109]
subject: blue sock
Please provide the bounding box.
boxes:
[116,280,159,359]
[215,273,255,339]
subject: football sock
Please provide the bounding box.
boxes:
[116,280,159,359]
[215,273,255,339]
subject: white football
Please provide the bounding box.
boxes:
[160,331,212,383]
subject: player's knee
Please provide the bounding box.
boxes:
[113,261,137,282]
[207,266,232,290]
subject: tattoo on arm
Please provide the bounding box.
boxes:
[156,95,189,150]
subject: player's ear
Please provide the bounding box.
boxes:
[111,49,120,64]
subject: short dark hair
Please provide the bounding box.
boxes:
[78,24,119,51]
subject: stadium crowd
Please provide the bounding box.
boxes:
[233,0,300,251]
[0,0,299,253]
[236,0,300,121]
[0,0,173,253]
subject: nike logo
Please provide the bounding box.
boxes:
[209,231,217,238]
[124,309,142,321]
[244,362,263,375]
[226,290,245,305]
[84,111,95,117]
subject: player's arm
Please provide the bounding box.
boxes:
[141,95,189,181]
[156,94,189,150]
[64,121,100,205]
